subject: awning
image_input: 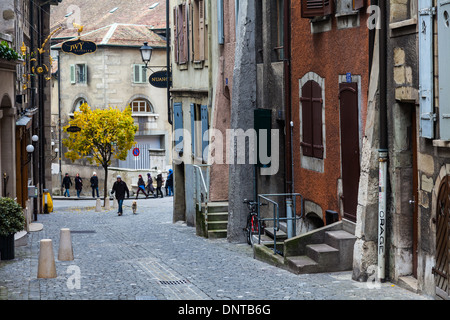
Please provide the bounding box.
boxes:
[16,116,32,128]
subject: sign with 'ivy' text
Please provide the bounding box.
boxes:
[61,39,97,56]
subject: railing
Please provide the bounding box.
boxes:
[193,164,210,205]
[257,193,304,255]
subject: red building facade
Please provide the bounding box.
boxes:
[291,0,370,226]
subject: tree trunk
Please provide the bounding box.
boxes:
[103,166,108,207]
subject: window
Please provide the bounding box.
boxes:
[192,0,206,62]
[190,103,208,161]
[173,3,188,65]
[70,64,87,84]
[301,0,334,18]
[74,98,87,113]
[131,99,154,113]
[132,64,147,84]
[300,80,324,159]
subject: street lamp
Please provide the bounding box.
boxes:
[22,144,35,167]
[140,42,153,69]
[32,135,39,143]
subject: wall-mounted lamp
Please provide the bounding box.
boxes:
[22,144,35,167]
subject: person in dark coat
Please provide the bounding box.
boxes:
[135,174,149,199]
[90,172,99,198]
[146,173,154,196]
[111,175,129,216]
[62,173,72,197]
[74,173,83,198]
[155,171,164,198]
[166,169,173,196]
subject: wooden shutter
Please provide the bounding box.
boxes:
[311,81,324,159]
[301,80,323,159]
[218,0,224,44]
[301,81,313,157]
[174,102,184,152]
[70,64,76,83]
[419,0,435,139]
[173,7,179,64]
[190,103,196,156]
[201,105,208,162]
[301,0,334,18]
[352,0,365,10]
[438,0,450,140]
[182,3,188,64]
[199,0,205,61]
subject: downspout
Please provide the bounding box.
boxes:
[58,52,62,195]
[29,0,38,221]
[166,0,172,126]
[378,0,388,283]
[284,0,294,238]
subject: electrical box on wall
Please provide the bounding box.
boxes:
[28,186,37,198]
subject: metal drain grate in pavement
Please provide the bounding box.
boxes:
[159,280,190,285]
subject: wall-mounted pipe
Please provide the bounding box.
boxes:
[377,0,388,283]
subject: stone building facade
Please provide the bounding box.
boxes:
[49,1,172,197]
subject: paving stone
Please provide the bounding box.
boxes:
[0,197,431,300]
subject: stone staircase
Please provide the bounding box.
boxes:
[196,201,229,239]
[254,220,357,275]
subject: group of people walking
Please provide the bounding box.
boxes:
[61,170,173,200]
[61,172,100,198]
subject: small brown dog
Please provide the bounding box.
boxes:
[131,201,137,214]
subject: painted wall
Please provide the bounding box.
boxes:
[290,3,369,225]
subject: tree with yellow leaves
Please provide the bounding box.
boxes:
[63,103,137,205]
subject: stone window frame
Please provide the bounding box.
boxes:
[299,72,326,173]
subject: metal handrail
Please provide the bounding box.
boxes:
[257,193,304,255]
[193,164,210,204]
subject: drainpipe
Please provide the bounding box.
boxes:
[166,0,172,126]
[284,0,294,237]
[378,0,388,283]
[58,52,62,195]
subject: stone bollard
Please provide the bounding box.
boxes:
[104,198,111,210]
[95,198,101,212]
[58,228,74,261]
[112,198,117,209]
[37,239,57,279]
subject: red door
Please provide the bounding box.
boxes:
[339,83,360,223]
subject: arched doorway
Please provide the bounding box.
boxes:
[434,175,450,300]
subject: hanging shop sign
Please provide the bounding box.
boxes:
[149,70,172,88]
[61,39,97,56]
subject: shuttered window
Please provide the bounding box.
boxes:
[419,0,435,139]
[301,80,324,159]
[132,64,147,84]
[301,0,334,18]
[438,0,450,140]
[173,102,184,152]
[193,0,206,62]
[218,0,224,44]
[174,4,188,65]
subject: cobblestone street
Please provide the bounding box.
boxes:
[0,197,430,301]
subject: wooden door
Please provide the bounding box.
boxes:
[339,83,360,223]
[434,176,450,300]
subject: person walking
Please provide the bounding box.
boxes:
[146,173,155,196]
[155,171,164,198]
[166,169,173,196]
[74,173,83,198]
[90,172,99,198]
[62,173,72,197]
[111,175,129,216]
[135,174,149,199]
